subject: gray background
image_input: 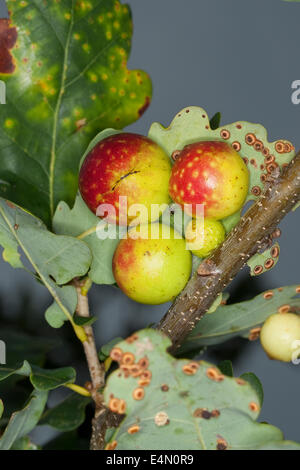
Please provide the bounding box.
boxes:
[1,0,299,444]
[0,1,8,18]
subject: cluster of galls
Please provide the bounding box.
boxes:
[79,132,249,304]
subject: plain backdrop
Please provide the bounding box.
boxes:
[0,0,299,443]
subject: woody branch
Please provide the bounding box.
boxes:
[157,152,300,351]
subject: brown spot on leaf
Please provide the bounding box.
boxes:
[193,408,212,419]
[127,425,140,434]
[105,440,118,450]
[220,129,230,140]
[128,364,142,377]
[0,17,17,74]
[138,357,149,369]
[232,141,241,152]
[126,333,139,344]
[161,384,169,392]
[138,378,151,387]
[254,140,264,152]
[245,133,256,145]
[206,367,224,382]
[121,352,135,365]
[270,245,280,258]
[110,347,123,362]
[216,438,228,450]
[133,387,145,400]
[263,291,274,299]
[182,361,199,375]
[278,304,291,314]
[264,258,274,269]
[236,378,246,385]
[248,327,261,341]
[249,401,260,412]
[251,186,261,196]
[118,399,126,414]
[108,397,120,413]
[140,370,152,380]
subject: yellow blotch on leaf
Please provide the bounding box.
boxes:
[4,119,15,129]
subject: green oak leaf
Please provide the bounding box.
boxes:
[209,112,221,130]
[104,330,300,450]
[217,360,233,377]
[40,393,91,432]
[30,365,76,391]
[45,285,78,328]
[0,0,152,225]
[177,285,300,354]
[0,389,48,450]
[0,360,76,391]
[0,198,91,330]
[0,360,31,382]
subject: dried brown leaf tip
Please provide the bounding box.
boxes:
[216,437,228,450]
[154,411,169,427]
[0,18,17,74]
[249,401,260,413]
[127,425,140,435]
[105,440,118,450]
[182,361,199,375]
[248,327,261,341]
[206,367,225,382]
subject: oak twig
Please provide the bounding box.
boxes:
[74,280,105,399]
[157,152,300,351]
[74,279,120,450]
